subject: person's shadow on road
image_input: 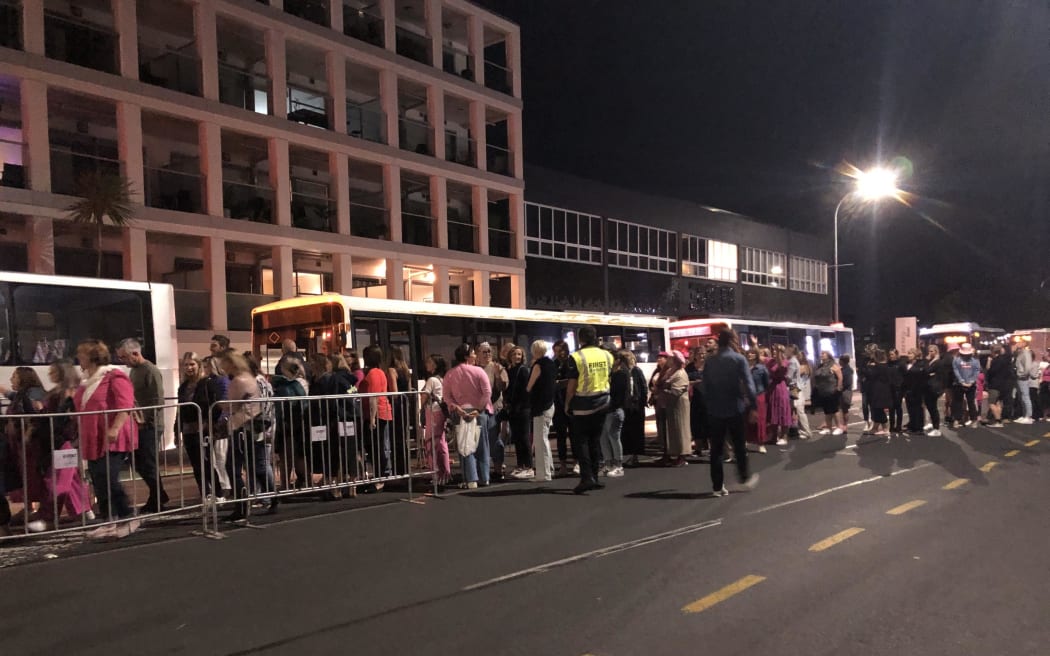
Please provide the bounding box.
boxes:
[854,433,989,486]
[783,433,849,471]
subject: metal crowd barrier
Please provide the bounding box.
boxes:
[202,390,432,537]
[0,401,206,542]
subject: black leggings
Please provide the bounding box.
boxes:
[923,388,941,429]
[905,392,924,432]
[890,394,904,432]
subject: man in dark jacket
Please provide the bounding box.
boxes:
[985,345,1014,427]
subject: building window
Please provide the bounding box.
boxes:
[741,247,787,288]
[525,202,603,265]
[789,256,828,294]
[607,218,677,274]
[681,235,738,282]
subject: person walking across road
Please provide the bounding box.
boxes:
[702,328,759,496]
[564,325,614,495]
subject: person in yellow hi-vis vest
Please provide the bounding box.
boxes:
[564,325,614,494]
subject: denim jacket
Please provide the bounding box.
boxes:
[952,355,980,386]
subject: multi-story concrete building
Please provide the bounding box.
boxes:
[0,0,524,350]
[523,165,833,324]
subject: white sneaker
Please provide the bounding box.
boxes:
[712,486,729,497]
[927,429,942,437]
[598,466,610,477]
[113,519,142,539]
[519,468,535,479]
[607,466,625,478]
[572,463,580,475]
[1015,417,1034,424]
[832,428,844,436]
[865,421,874,432]
[26,520,50,533]
[923,422,933,431]
[818,428,831,436]
[776,438,788,446]
[757,445,767,454]
[742,473,760,490]
[964,420,974,427]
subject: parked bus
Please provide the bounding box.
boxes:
[250,295,669,381]
[668,317,856,372]
[0,271,179,427]
[919,322,1008,356]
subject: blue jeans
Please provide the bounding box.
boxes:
[249,440,275,494]
[600,408,625,467]
[1017,379,1033,418]
[460,417,491,484]
[485,411,504,467]
[88,452,133,519]
[367,419,392,477]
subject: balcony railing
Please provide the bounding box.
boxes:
[0,138,26,189]
[291,192,335,232]
[218,62,271,114]
[287,86,330,129]
[347,101,385,143]
[49,147,121,196]
[489,227,514,258]
[144,166,203,214]
[486,143,511,176]
[448,218,476,253]
[139,41,202,96]
[284,0,329,27]
[44,11,119,74]
[444,131,475,167]
[399,117,432,155]
[349,202,389,239]
[228,292,278,331]
[0,0,22,50]
[223,180,274,223]
[401,211,434,247]
[343,4,383,47]
[395,25,430,65]
[173,289,210,330]
[484,60,511,95]
[442,44,473,80]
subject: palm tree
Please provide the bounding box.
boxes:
[66,172,134,277]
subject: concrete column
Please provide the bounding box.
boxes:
[467,15,484,86]
[385,258,404,300]
[469,100,486,171]
[272,244,295,299]
[473,269,490,307]
[265,30,287,119]
[26,218,55,275]
[509,273,525,309]
[432,264,449,304]
[329,0,344,34]
[116,102,144,204]
[203,236,228,331]
[327,52,347,134]
[268,138,291,227]
[509,192,525,260]
[430,175,448,250]
[380,0,396,54]
[114,0,139,79]
[21,0,44,54]
[384,163,402,242]
[427,85,445,160]
[379,70,399,149]
[330,152,350,235]
[507,30,523,99]
[508,112,524,179]
[425,0,443,72]
[122,227,148,281]
[473,186,489,255]
[195,1,220,101]
[199,122,223,216]
[20,79,50,192]
[332,252,353,295]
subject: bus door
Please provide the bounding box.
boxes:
[351,316,417,379]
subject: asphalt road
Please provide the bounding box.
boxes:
[1,420,1048,656]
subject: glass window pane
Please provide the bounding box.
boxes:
[566,215,578,243]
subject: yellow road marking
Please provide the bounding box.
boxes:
[1005,450,1020,458]
[1043,431,1050,438]
[943,478,969,490]
[682,575,766,613]
[886,500,926,515]
[1025,440,1040,447]
[809,527,865,552]
[979,461,998,472]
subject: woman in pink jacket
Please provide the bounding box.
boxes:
[74,339,140,537]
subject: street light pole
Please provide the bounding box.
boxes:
[833,194,848,323]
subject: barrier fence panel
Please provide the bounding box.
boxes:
[0,401,205,542]
[204,390,432,536]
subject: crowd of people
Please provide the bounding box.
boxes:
[2,327,1047,539]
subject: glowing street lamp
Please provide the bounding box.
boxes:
[833,165,904,322]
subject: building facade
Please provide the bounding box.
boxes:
[0,0,524,351]
[523,166,833,324]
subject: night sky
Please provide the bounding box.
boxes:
[476,0,1050,335]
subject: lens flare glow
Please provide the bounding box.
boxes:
[854,167,900,201]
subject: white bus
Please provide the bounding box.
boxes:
[919,322,1008,356]
[669,316,856,369]
[250,294,669,381]
[0,271,179,406]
